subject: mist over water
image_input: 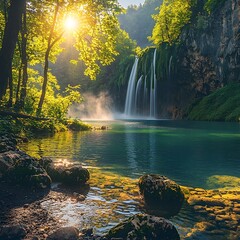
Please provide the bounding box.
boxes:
[68,92,114,120]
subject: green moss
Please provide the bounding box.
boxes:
[188,83,240,122]
[67,119,92,131]
[0,116,91,138]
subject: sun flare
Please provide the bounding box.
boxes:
[65,15,78,30]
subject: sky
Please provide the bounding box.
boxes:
[118,0,145,8]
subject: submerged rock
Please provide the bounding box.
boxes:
[47,227,79,240]
[104,214,180,240]
[139,174,184,217]
[206,175,240,189]
[0,224,27,240]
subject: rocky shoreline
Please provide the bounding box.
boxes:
[0,134,240,239]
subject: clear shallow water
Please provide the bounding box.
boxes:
[19,120,240,239]
[21,120,240,188]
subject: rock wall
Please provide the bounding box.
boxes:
[156,0,240,119]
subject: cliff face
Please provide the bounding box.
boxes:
[157,0,240,119]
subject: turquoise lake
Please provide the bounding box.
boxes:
[21,120,240,189]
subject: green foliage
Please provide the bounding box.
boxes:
[0,11,5,43]
[204,0,227,14]
[76,29,137,93]
[136,43,178,83]
[188,84,240,122]
[150,0,195,45]
[73,0,123,80]
[41,83,82,121]
[67,119,92,131]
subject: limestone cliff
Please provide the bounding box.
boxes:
[161,0,240,119]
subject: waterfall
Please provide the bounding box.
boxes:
[150,49,157,117]
[135,75,143,114]
[124,49,158,118]
[124,58,139,116]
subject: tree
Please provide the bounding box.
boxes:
[36,0,122,115]
[0,0,123,119]
[36,0,64,115]
[0,0,26,100]
[150,0,195,45]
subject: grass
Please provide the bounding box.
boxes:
[188,83,240,122]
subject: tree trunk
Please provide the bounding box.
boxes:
[19,5,28,109]
[36,0,60,115]
[7,63,13,107]
[37,48,50,116]
[0,0,25,100]
[15,37,23,107]
[15,66,22,105]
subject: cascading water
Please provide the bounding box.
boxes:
[150,49,157,117]
[124,58,139,116]
[124,49,158,118]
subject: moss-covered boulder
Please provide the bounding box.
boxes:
[105,214,180,240]
[139,174,184,217]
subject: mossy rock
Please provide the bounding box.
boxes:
[105,214,180,240]
[139,174,184,217]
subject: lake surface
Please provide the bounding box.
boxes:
[21,120,240,189]
[19,120,240,239]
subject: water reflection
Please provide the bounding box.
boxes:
[20,120,240,188]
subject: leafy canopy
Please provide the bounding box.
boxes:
[150,0,195,45]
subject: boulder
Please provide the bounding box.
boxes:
[1,151,51,190]
[105,214,180,240]
[47,227,79,240]
[29,173,52,189]
[62,166,90,185]
[40,157,90,185]
[0,225,27,240]
[139,174,184,217]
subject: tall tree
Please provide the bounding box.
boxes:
[0,0,25,100]
[37,0,64,115]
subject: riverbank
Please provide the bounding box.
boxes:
[0,115,92,139]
